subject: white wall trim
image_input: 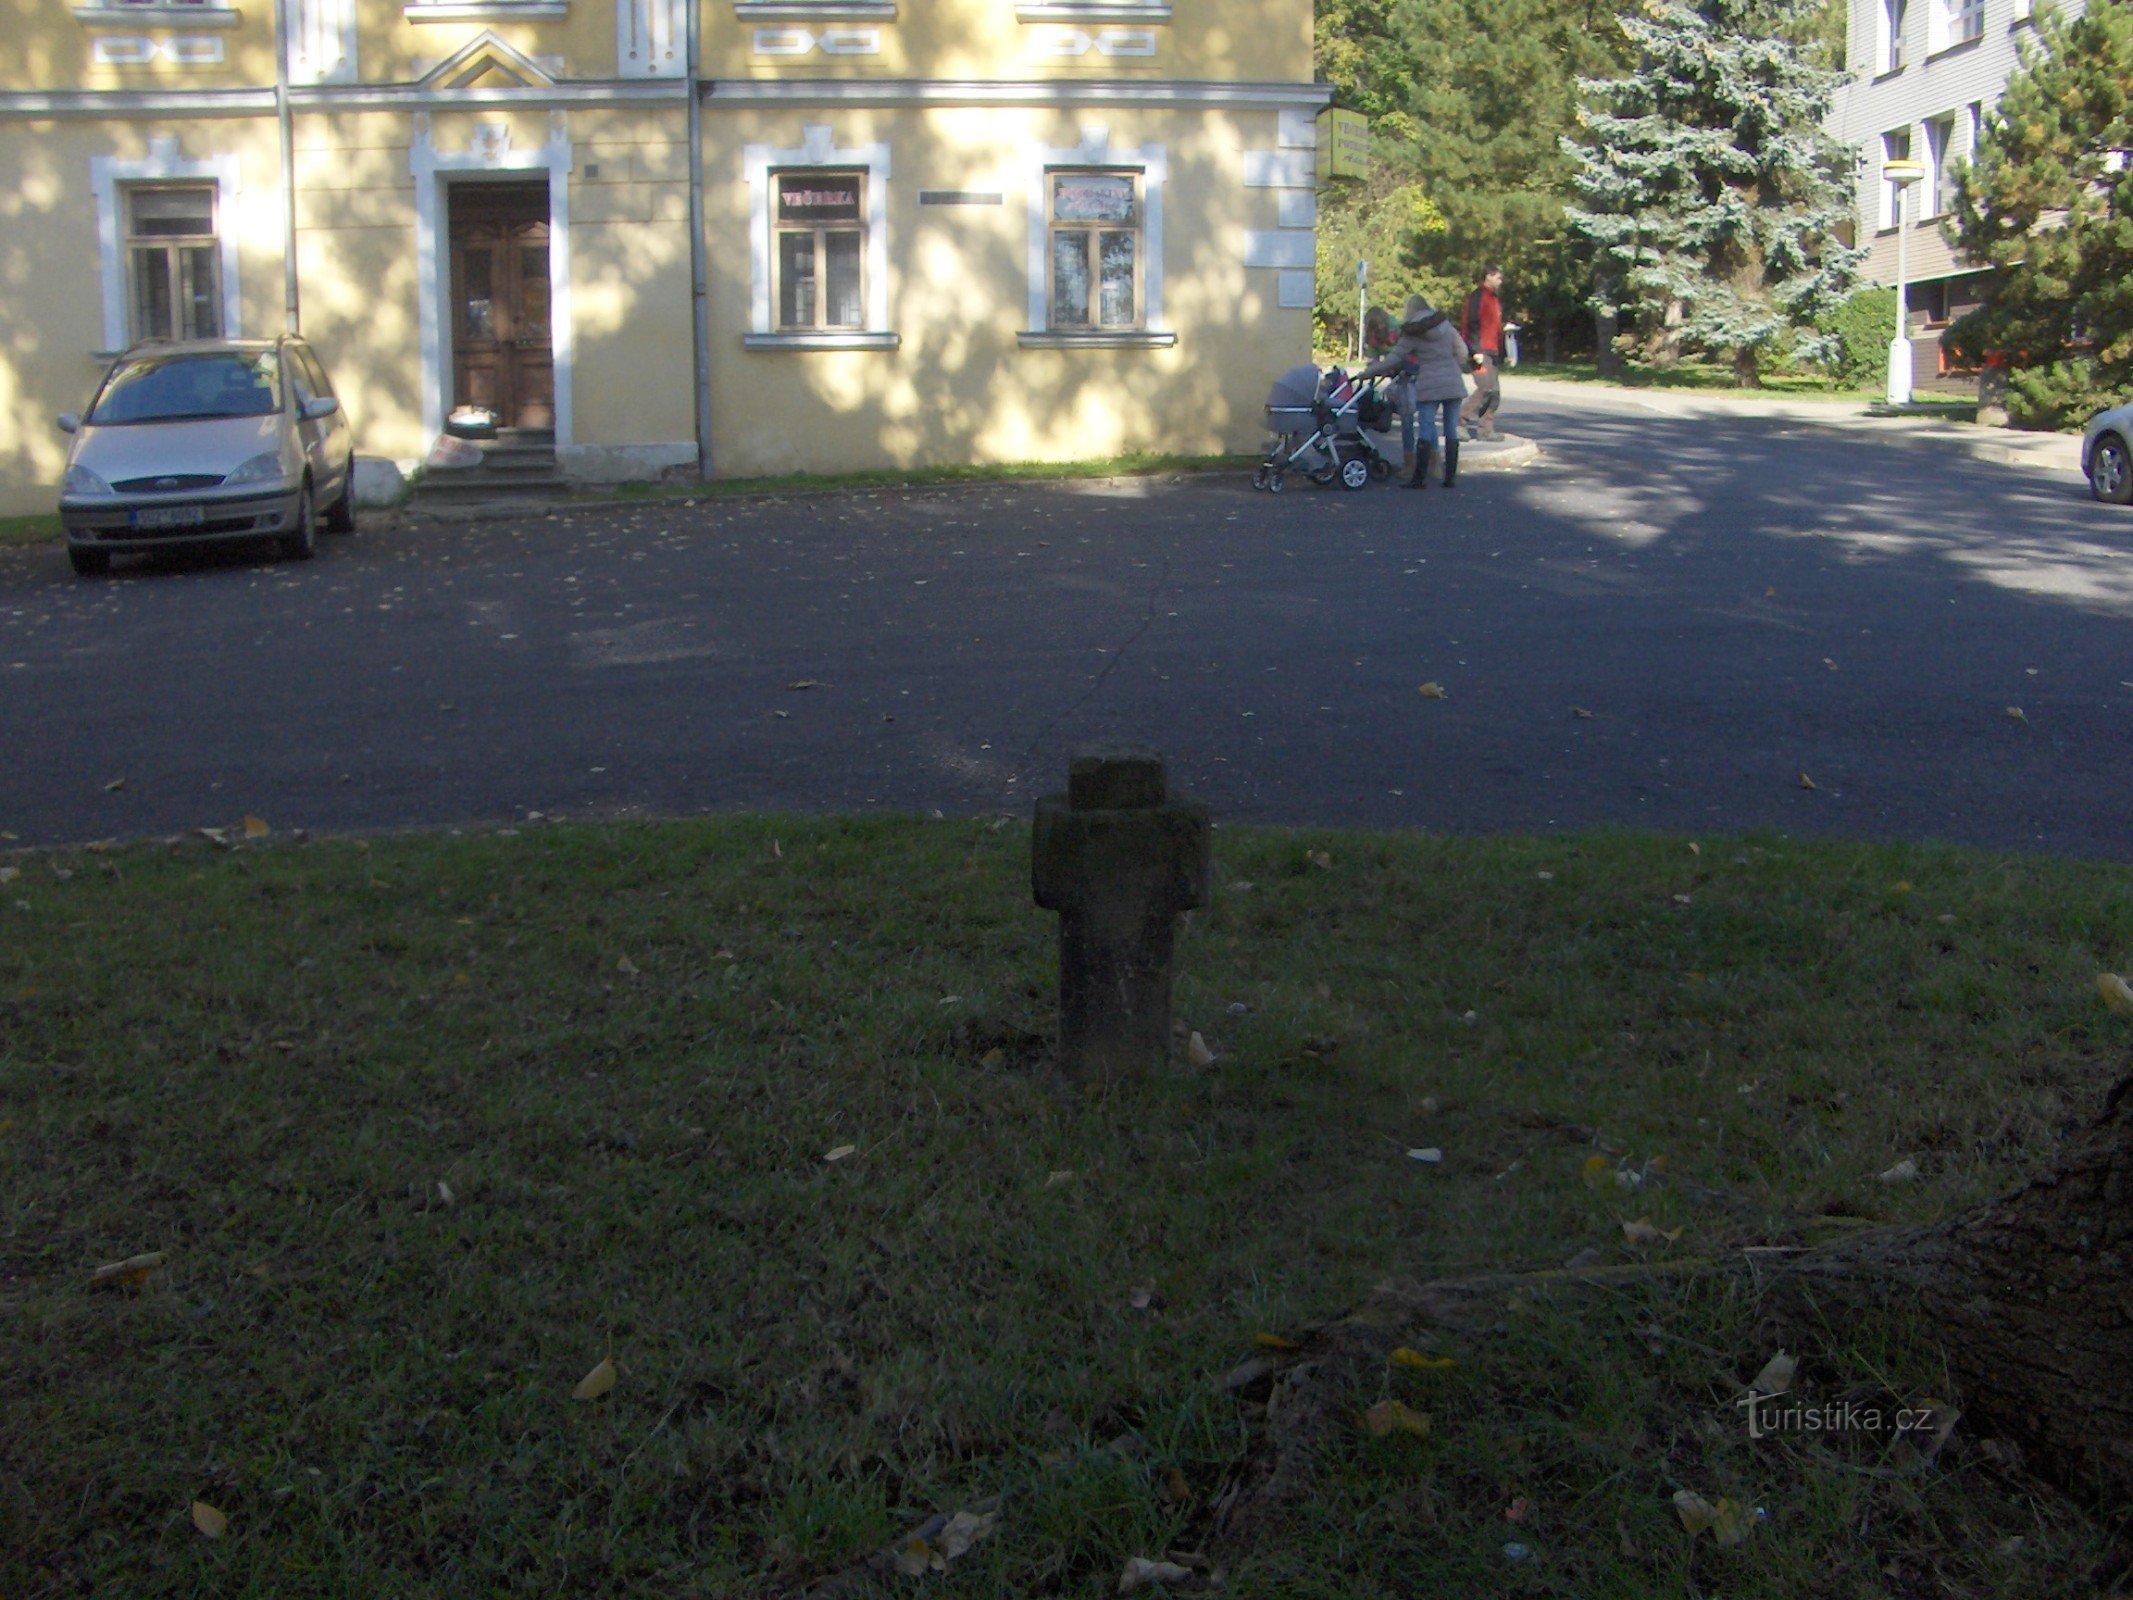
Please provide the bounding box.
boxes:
[409,110,574,446]
[741,125,891,336]
[705,78,1332,110]
[90,136,243,351]
[617,0,685,78]
[1025,125,1164,335]
[288,0,358,85]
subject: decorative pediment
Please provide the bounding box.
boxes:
[414,30,559,90]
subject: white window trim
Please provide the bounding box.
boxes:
[90,138,242,353]
[287,0,356,83]
[742,125,892,343]
[409,111,575,445]
[1024,125,1164,337]
[618,0,684,76]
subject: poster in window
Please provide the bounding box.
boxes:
[778,175,861,223]
[1052,173,1135,224]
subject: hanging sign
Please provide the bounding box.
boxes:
[1317,109,1369,180]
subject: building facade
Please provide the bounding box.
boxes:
[1827,0,2082,390]
[0,0,1326,515]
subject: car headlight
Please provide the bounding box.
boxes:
[63,463,112,496]
[223,451,290,488]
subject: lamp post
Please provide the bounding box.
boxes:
[1883,156,1926,406]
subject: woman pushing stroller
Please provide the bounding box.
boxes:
[1359,294,1470,489]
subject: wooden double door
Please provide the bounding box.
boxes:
[448,182,554,430]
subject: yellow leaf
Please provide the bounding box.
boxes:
[1160,1467,1193,1506]
[1188,1031,1215,1068]
[1621,1218,1681,1246]
[1308,849,1331,869]
[1798,772,1818,791]
[2005,706,2027,723]
[242,815,270,839]
[572,1355,616,1401]
[1712,1498,1757,1546]
[90,1250,166,1288]
[1688,841,1701,856]
[892,1535,935,1577]
[1672,1489,1715,1535]
[190,1500,228,1538]
[2098,973,2133,1016]
[615,956,638,975]
[1391,1347,1457,1372]
[1582,1154,1612,1189]
[824,1144,857,1162]
[452,971,472,987]
[1894,880,1912,894]
[1361,1398,1430,1438]
[979,1047,1005,1068]
[1417,681,1447,699]
[1253,1331,1301,1352]
[104,777,127,792]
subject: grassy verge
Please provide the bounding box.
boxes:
[0,512,62,549]
[3,818,2127,1597]
[1511,361,1884,403]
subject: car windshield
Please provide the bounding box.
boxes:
[88,351,281,425]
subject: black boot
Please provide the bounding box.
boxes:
[1408,446,1432,488]
[1443,440,1459,487]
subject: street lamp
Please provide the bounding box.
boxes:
[1883,156,1926,406]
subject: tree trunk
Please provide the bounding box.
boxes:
[1595,308,1621,376]
[1764,1073,2133,1506]
[1732,345,1762,387]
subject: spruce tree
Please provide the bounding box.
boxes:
[1943,0,2133,425]
[1561,0,1858,383]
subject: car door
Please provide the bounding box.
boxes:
[286,342,346,497]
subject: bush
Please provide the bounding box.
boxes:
[1814,286,1898,384]
[2004,358,2118,431]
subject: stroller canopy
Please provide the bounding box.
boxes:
[1265,364,1323,411]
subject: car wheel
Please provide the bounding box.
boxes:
[280,482,317,561]
[2091,434,2133,505]
[325,465,357,533]
[68,545,110,578]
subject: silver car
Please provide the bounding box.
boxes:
[57,336,356,577]
[2082,401,2133,505]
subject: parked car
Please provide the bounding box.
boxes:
[56,335,356,576]
[2082,402,2133,505]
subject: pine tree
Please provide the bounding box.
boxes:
[1561,0,1858,383]
[1943,0,2133,425]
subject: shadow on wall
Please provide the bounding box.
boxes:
[0,134,95,492]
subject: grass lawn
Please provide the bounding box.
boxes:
[3,817,2128,1597]
[0,512,62,549]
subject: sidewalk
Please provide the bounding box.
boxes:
[1505,375,2081,478]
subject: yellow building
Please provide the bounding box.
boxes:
[0,0,1327,514]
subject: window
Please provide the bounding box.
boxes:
[773,171,864,331]
[1924,115,1956,215]
[1879,0,1905,73]
[124,186,221,342]
[1046,170,1140,330]
[1929,0,1979,50]
[1880,130,1912,230]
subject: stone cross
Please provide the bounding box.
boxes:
[1032,744,1211,1082]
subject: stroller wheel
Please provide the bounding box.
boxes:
[1340,456,1372,491]
[1252,464,1269,490]
[1370,456,1392,481]
[1266,471,1286,493]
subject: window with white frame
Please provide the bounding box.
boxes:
[1928,0,1980,50]
[1046,170,1141,330]
[125,185,221,341]
[1924,115,1956,215]
[773,171,865,330]
[1878,0,1906,72]
[1880,129,1912,230]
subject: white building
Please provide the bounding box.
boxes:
[1827,0,2082,389]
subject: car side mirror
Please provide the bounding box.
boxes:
[302,396,341,421]
[56,414,79,434]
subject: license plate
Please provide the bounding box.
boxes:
[130,505,205,529]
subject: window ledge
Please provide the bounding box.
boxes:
[74,4,242,26]
[1017,3,1173,20]
[735,1,896,15]
[405,0,566,17]
[1870,65,1905,82]
[1018,330,1177,349]
[745,331,901,350]
[1925,33,1983,60]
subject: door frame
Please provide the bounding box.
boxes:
[411,117,573,447]
[447,180,555,429]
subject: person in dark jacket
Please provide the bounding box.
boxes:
[1458,265,1505,442]
[1361,294,1469,487]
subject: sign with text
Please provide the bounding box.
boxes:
[1316,109,1369,181]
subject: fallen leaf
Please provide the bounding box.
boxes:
[104,777,127,792]
[824,1145,857,1162]
[1563,1247,1606,1270]
[0,867,15,884]
[1621,1219,1682,1246]
[572,1355,616,1401]
[1893,880,1912,894]
[979,1047,1005,1069]
[785,679,820,690]
[1798,771,1818,791]
[1571,706,1594,719]
[436,1180,455,1205]
[1824,657,1839,670]
[1673,1489,1716,1535]
[1044,1169,1077,1188]
[893,1534,937,1577]
[1765,586,1776,597]
[1505,1495,1530,1523]
[1418,681,1447,699]
[1712,1498,1757,1546]
[1308,849,1331,869]
[1129,1283,1155,1311]
[1118,1557,1195,1592]
[242,815,270,839]
[1391,1347,1457,1372]
[1253,1331,1301,1352]
[1361,1398,1431,1438]
[1582,1154,1612,1189]
[2098,973,2133,1016]
[190,1500,228,1538]
[90,1250,166,1288]
[1748,1351,1797,1397]
[1160,1467,1193,1506]
[1688,841,1701,856]
[935,1501,999,1563]
[1406,1147,1444,1164]
[1187,1031,1215,1068]
[2005,706,2027,723]
[1878,1157,1919,1183]
[615,956,639,975]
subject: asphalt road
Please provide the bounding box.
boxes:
[4,388,2128,859]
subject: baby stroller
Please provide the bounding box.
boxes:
[1252,364,1395,492]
